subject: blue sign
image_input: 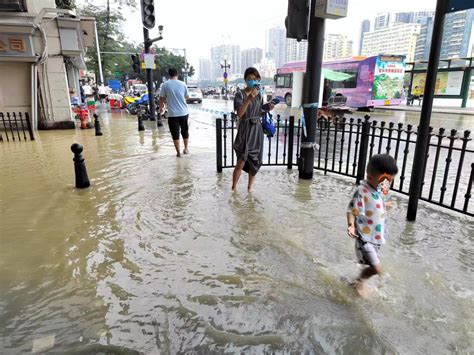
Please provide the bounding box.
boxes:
[447,0,473,13]
[223,72,228,79]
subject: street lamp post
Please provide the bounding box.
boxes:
[220,58,231,100]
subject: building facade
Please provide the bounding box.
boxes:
[198,58,211,82]
[415,9,474,61]
[0,0,96,129]
[361,23,421,62]
[359,20,370,55]
[241,48,263,71]
[266,26,286,68]
[286,38,308,63]
[255,58,276,78]
[210,44,241,81]
[324,34,353,61]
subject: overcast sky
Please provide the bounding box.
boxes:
[78,0,437,69]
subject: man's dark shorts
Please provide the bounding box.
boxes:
[168,115,189,140]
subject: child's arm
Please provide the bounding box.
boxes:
[346,212,357,238]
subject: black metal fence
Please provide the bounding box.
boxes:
[0,112,35,142]
[216,114,473,217]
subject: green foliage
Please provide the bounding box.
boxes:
[55,0,76,10]
[79,4,191,85]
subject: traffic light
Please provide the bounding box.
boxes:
[285,0,309,41]
[140,0,155,30]
[131,54,140,74]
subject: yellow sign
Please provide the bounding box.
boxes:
[223,78,228,84]
[141,62,156,70]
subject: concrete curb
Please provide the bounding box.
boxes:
[375,106,474,116]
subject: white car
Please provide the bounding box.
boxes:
[187,87,203,104]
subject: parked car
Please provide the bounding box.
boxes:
[187,87,203,104]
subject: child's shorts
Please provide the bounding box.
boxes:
[355,237,381,267]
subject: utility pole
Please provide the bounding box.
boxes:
[407,0,449,221]
[220,58,231,100]
[143,27,157,121]
[298,0,325,179]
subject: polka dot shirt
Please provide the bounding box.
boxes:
[347,180,386,245]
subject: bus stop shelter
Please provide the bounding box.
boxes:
[405,56,473,108]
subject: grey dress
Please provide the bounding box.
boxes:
[233,90,264,176]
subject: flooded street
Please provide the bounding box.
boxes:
[1,107,473,353]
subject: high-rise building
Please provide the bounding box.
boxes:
[199,58,211,82]
[359,20,370,55]
[361,23,421,62]
[266,27,287,68]
[414,17,434,61]
[415,9,474,61]
[241,48,263,71]
[286,39,308,63]
[374,13,391,30]
[255,58,277,78]
[324,34,353,61]
[210,45,241,81]
[374,11,435,30]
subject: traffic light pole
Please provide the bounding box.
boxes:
[298,0,325,179]
[143,27,159,123]
[407,0,448,221]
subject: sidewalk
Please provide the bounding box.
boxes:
[375,104,474,116]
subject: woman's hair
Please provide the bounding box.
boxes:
[244,67,261,80]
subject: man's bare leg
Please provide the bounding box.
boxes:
[232,160,245,191]
[173,140,181,157]
[183,138,189,154]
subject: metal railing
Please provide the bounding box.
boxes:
[0,112,35,142]
[216,114,473,217]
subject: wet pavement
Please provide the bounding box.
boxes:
[0,106,473,353]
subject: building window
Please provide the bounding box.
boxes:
[0,0,27,12]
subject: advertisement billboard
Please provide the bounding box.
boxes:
[411,71,464,96]
[373,55,406,100]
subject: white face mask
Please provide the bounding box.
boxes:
[378,178,391,195]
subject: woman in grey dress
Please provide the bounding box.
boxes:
[232,68,274,192]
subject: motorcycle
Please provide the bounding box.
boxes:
[127,94,150,116]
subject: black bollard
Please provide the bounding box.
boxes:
[138,112,145,131]
[71,143,91,188]
[93,114,103,136]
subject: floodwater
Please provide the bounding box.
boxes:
[1,107,473,353]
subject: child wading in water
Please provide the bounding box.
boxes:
[347,154,398,297]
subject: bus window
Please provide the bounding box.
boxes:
[330,68,358,89]
[284,75,293,88]
[276,76,286,88]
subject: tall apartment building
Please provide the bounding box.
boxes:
[210,44,241,81]
[241,48,263,71]
[266,27,287,68]
[324,34,353,61]
[374,11,435,30]
[359,20,370,55]
[361,23,421,62]
[198,58,211,82]
[415,9,474,61]
[286,39,308,63]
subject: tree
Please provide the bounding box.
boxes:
[55,0,76,10]
[78,4,192,86]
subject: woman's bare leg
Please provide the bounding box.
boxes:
[232,160,245,191]
[248,173,256,192]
